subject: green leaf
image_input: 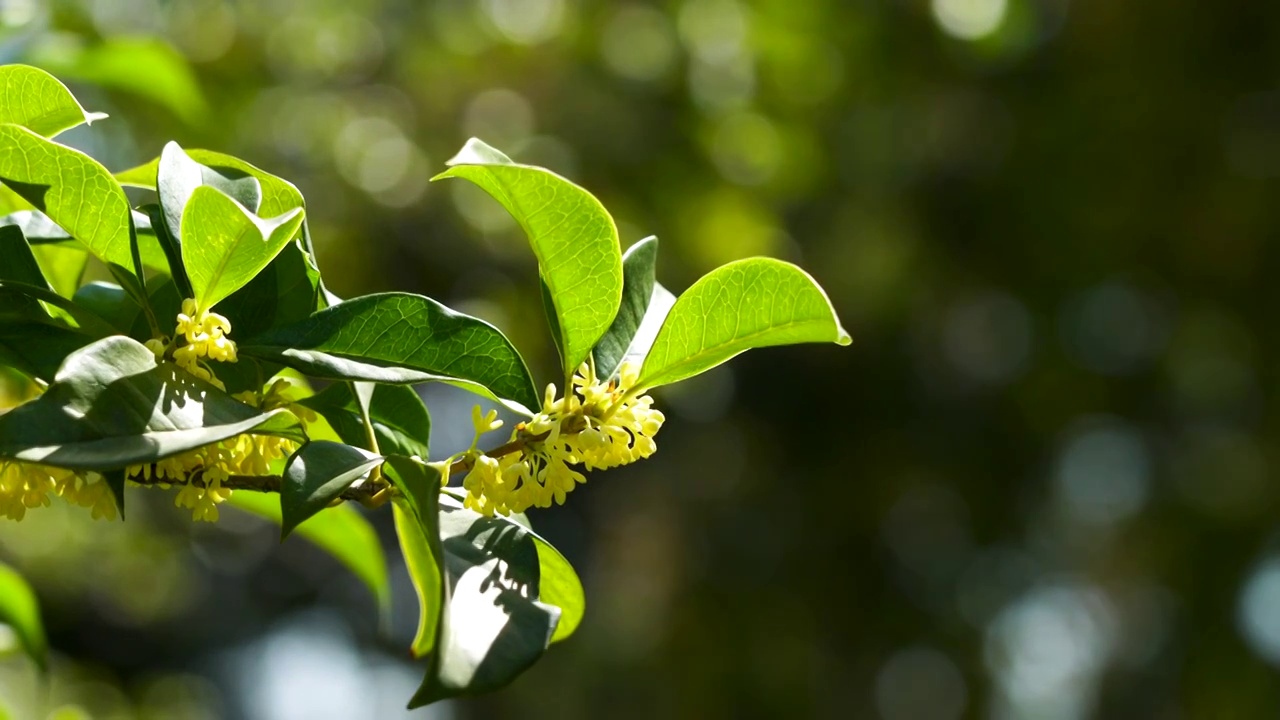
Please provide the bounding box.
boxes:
[215,240,322,339]
[239,293,540,415]
[637,258,850,389]
[532,534,585,643]
[117,149,304,217]
[180,185,304,312]
[0,64,106,138]
[30,243,87,297]
[29,37,207,126]
[0,562,46,671]
[383,456,444,658]
[280,441,382,538]
[434,138,623,376]
[299,382,431,459]
[0,123,133,268]
[591,236,676,378]
[0,322,95,381]
[0,280,117,337]
[408,493,561,707]
[0,335,304,470]
[0,225,50,291]
[227,491,390,615]
[72,281,139,333]
[158,142,263,247]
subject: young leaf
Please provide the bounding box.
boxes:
[227,492,390,615]
[280,441,382,537]
[0,562,46,671]
[299,382,431,459]
[0,336,304,469]
[158,142,263,248]
[180,185,304,312]
[637,258,851,389]
[408,493,561,707]
[434,138,623,376]
[238,293,540,415]
[117,149,304,216]
[0,123,133,268]
[215,240,322,338]
[591,236,675,378]
[0,64,106,138]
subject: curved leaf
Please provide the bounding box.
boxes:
[180,185,304,311]
[0,64,106,138]
[299,382,431,459]
[384,456,444,659]
[0,562,46,671]
[0,123,132,268]
[408,492,561,707]
[592,236,676,378]
[158,142,262,247]
[227,491,389,615]
[280,441,382,537]
[638,258,850,389]
[117,149,304,217]
[0,225,50,291]
[434,138,623,376]
[0,336,303,470]
[239,293,539,415]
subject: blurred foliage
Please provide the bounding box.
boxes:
[3,0,1280,718]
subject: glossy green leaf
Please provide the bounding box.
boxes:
[591,236,677,378]
[0,280,116,337]
[299,382,431,459]
[28,37,207,125]
[72,282,139,333]
[117,149,304,217]
[0,123,133,268]
[280,441,382,537]
[638,258,850,389]
[531,534,585,643]
[239,293,539,415]
[215,240,322,339]
[408,493,561,707]
[0,64,106,137]
[158,142,262,247]
[0,562,46,671]
[434,138,623,376]
[0,322,93,381]
[0,225,49,291]
[227,491,390,614]
[180,185,304,311]
[384,456,444,658]
[0,335,304,470]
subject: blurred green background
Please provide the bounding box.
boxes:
[3,0,1280,717]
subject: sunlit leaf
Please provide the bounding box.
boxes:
[0,336,304,469]
[239,293,540,415]
[180,185,304,311]
[280,441,382,537]
[638,258,850,389]
[117,149,304,217]
[158,142,262,249]
[299,382,431,459]
[384,456,444,658]
[29,243,86,297]
[435,138,623,376]
[227,491,390,615]
[0,562,46,671]
[0,123,132,268]
[0,64,106,137]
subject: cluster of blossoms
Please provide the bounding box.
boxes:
[0,461,117,521]
[149,299,237,390]
[460,362,664,517]
[127,379,310,522]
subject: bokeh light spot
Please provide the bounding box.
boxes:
[931,0,1008,40]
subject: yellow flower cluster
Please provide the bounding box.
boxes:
[127,379,307,522]
[0,462,117,521]
[171,299,237,389]
[462,362,664,517]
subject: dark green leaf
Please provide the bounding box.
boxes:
[280,441,382,537]
[158,142,263,249]
[384,456,444,658]
[434,138,623,376]
[227,491,390,615]
[638,258,851,389]
[140,202,192,298]
[591,236,674,378]
[0,280,117,337]
[117,149,304,217]
[408,493,561,707]
[72,282,139,333]
[0,562,46,671]
[0,323,93,381]
[299,382,431,459]
[239,292,539,415]
[216,240,321,338]
[0,64,106,138]
[0,225,50,291]
[0,336,304,470]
